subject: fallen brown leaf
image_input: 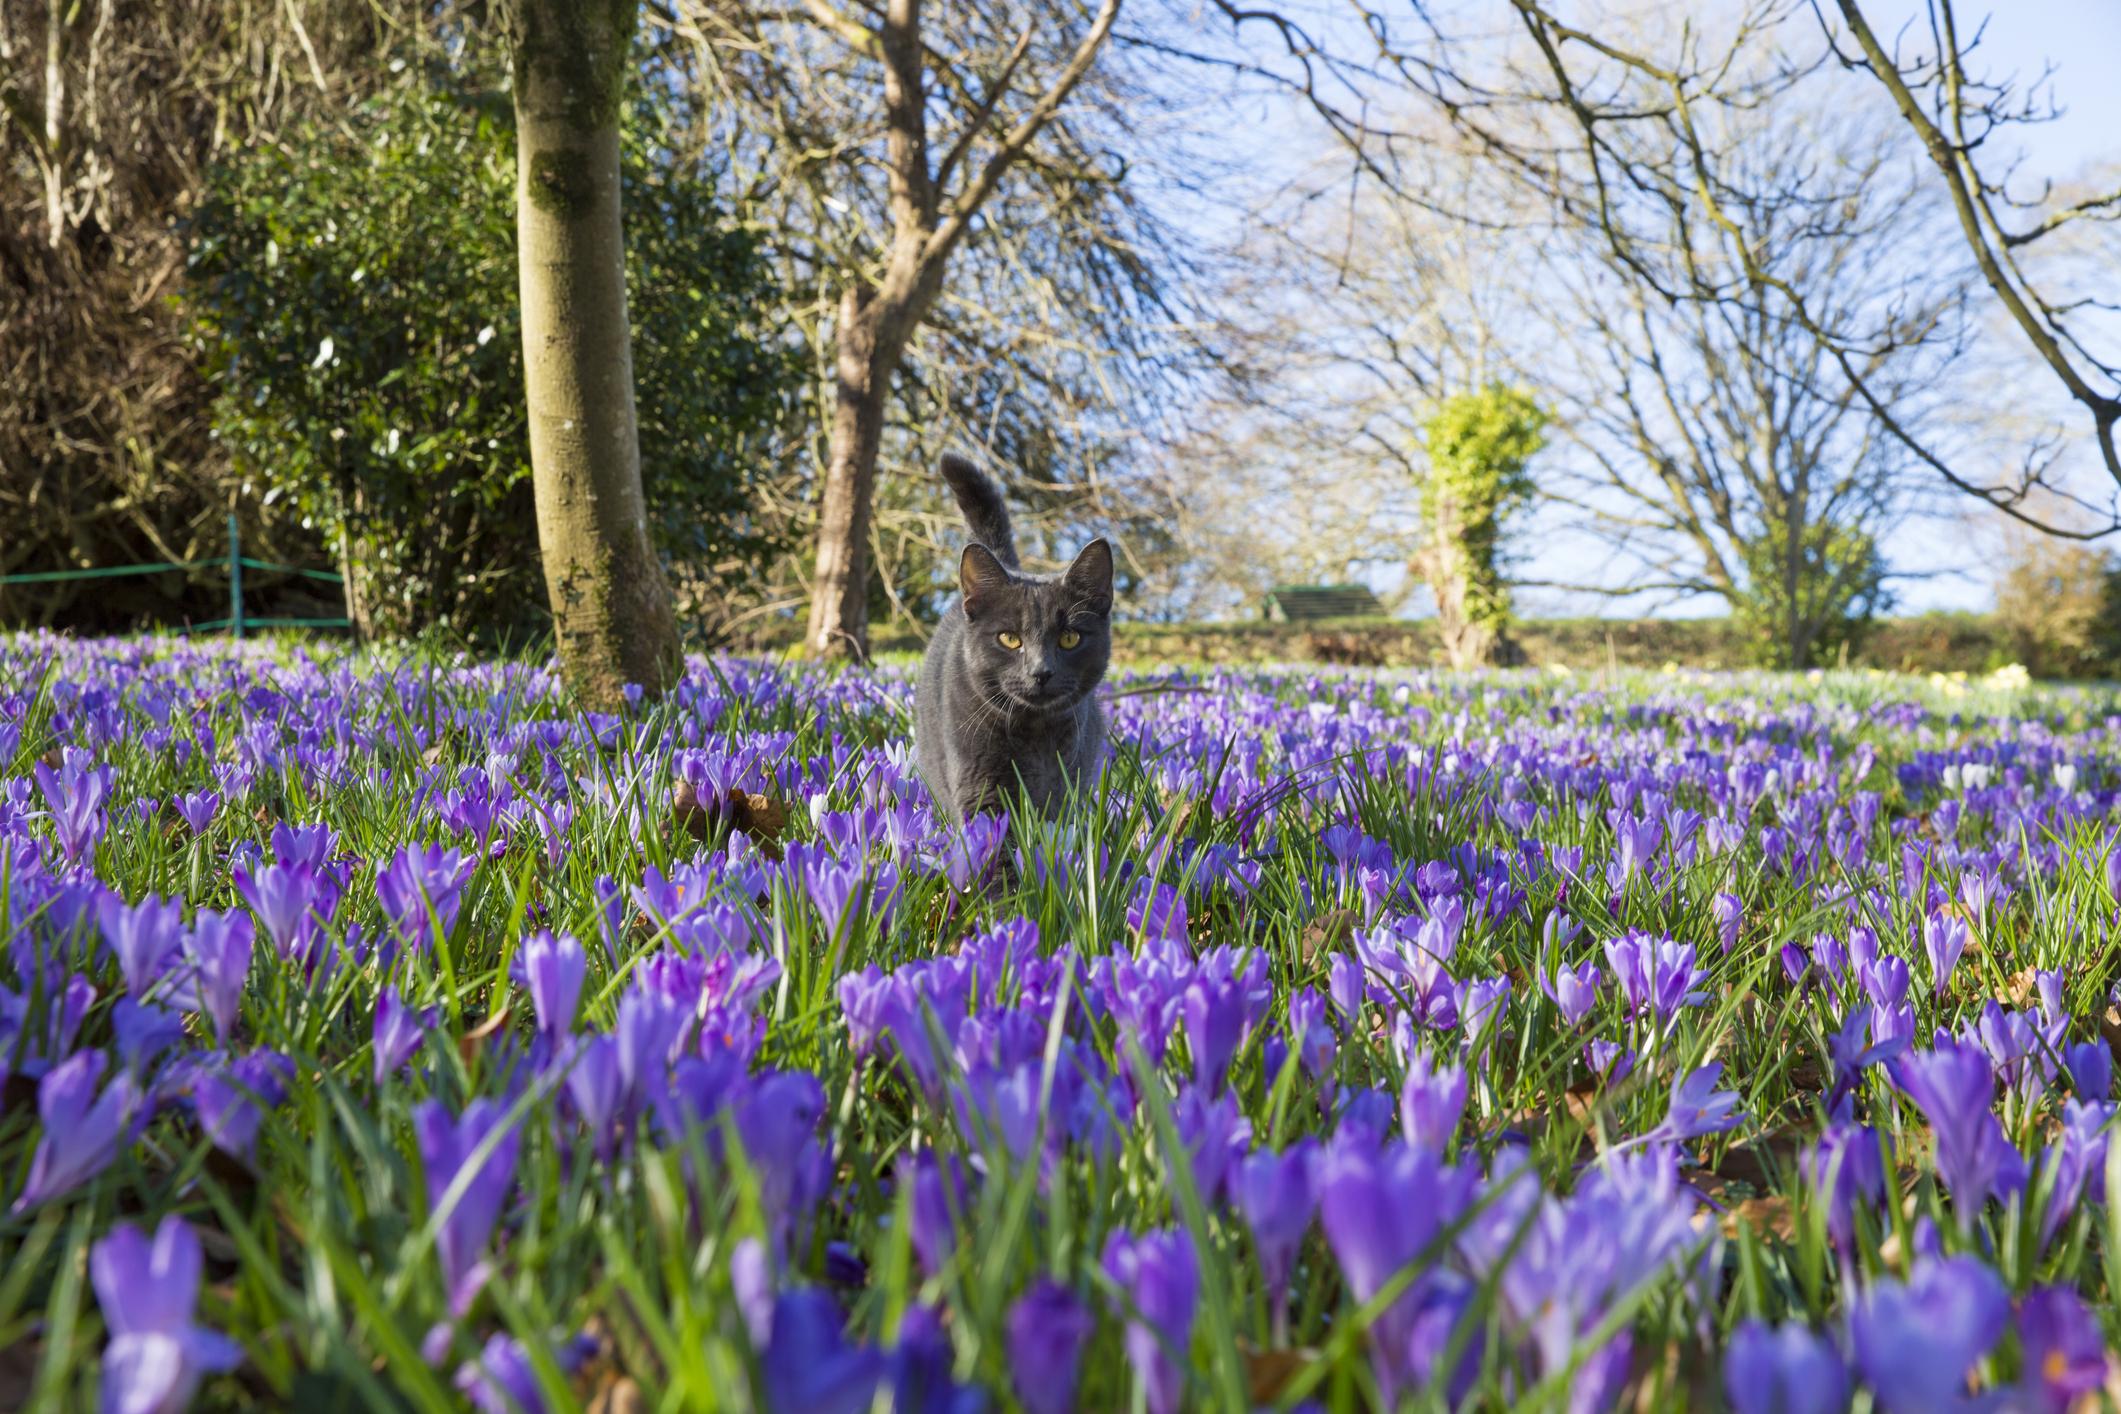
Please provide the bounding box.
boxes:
[458,1006,513,1065]
[1240,1343,1313,1404]
[729,790,788,844]
[672,781,716,840]
[1299,908,1359,964]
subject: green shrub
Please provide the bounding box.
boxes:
[1991,531,2121,679]
[185,64,804,643]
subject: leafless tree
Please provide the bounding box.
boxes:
[1529,101,1964,665]
[1205,0,2121,537]
[667,0,1126,660]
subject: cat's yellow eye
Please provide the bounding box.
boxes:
[997,631,1023,651]
[1058,630,1081,650]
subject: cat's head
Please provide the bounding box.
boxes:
[955,539,1114,714]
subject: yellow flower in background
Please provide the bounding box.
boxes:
[1985,663,2031,691]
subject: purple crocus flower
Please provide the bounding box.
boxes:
[1858,954,1911,1007]
[375,843,473,956]
[937,813,1007,891]
[1326,952,1366,1021]
[90,1216,243,1414]
[232,860,329,969]
[788,847,868,941]
[731,1071,833,1247]
[1892,1039,2023,1212]
[1710,892,1743,953]
[884,1303,983,1412]
[902,1150,967,1276]
[454,1331,596,1414]
[373,988,434,1086]
[99,893,186,998]
[1172,1083,1250,1206]
[1849,1255,2008,1412]
[2036,1099,2113,1249]
[1399,1053,1467,1149]
[1810,933,1849,990]
[1586,1039,1636,1084]
[14,1049,147,1212]
[1459,974,1510,1053]
[2016,1286,2106,1412]
[1539,955,1601,1026]
[1802,1123,1888,1250]
[1101,1227,1198,1414]
[1318,1131,1478,1404]
[1287,988,1337,1078]
[1181,973,1250,1094]
[2064,1039,2113,1102]
[1602,931,1709,1021]
[106,1004,183,1085]
[1231,1139,1317,1319]
[181,909,253,1041]
[173,790,221,837]
[1921,912,1970,999]
[1006,1279,1094,1414]
[756,1288,885,1414]
[192,1051,295,1160]
[1724,1319,1846,1414]
[1780,943,1811,989]
[1651,1063,1744,1145]
[1970,1001,2054,1102]
[2032,968,2064,1024]
[33,751,113,864]
[1823,1004,1908,1121]
[414,1098,523,1316]
[521,930,585,1040]
[1127,882,1190,951]
[561,1035,625,1157]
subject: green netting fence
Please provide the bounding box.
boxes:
[0,514,350,637]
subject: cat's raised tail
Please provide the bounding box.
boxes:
[939,454,1018,570]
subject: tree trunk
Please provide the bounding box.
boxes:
[1421,493,1495,670]
[805,286,891,661]
[41,0,67,247]
[508,0,679,708]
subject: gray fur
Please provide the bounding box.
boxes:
[916,457,1115,818]
[938,453,1019,568]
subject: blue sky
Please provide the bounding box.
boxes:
[1832,0,2121,612]
[1160,1,2121,618]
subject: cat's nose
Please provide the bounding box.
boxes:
[1034,667,1054,689]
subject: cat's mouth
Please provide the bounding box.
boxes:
[1001,685,1079,714]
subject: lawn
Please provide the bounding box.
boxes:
[0,633,2114,1412]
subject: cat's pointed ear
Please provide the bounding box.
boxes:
[1063,538,1114,615]
[960,543,1010,619]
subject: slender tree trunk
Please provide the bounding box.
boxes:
[806,287,891,660]
[41,0,67,247]
[507,0,679,708]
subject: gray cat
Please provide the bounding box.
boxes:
[916,454,1114,818]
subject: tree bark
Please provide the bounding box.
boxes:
[507,0,679,708]
[1420,493,1496,670]
[806,286,891,660]
[41,0,67,247]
